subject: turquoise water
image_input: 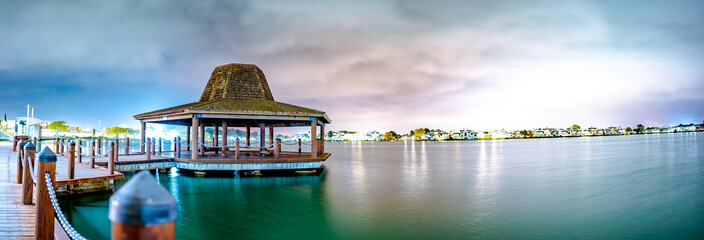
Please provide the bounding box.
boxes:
[61,133,704,239]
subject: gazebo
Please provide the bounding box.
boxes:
[133,63,331,164]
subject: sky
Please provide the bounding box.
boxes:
[1,0,703,133]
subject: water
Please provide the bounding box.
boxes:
[61,133,704,239]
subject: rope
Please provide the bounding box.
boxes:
[45,172,88,240]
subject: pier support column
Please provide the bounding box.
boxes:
[222,121,228,156]
[214,123,219,154]
[260,123,266,154]
[246,124,251,147]
[199,123,205,155]
[68,141,75,179]
[140,121,146,153]
[192,117,199,160]
[186,126,191,151]
[311,121,318,158]
[320,124,325,154]
[269,126,274,146]
[77,139,83,163]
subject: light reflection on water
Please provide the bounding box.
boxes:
[60,133,704,239]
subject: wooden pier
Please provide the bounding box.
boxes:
[0,141,34,239]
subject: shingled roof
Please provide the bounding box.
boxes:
[134,63,330,124]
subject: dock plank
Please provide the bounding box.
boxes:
[0,141,35,239]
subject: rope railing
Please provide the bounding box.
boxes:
[45,172,88,240]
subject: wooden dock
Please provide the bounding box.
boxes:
[0,141,35,239]
[1,141,127,239]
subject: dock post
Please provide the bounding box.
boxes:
[321,124,325,154]
[275,139,281,159]
[146,138,152,160]
[77,139,83,163]
[36,147,57,240]
[235,138,240,159]
[298,139,302,153]
[59,139,64,154]
[269,126,274,146]
[16,140,26,183]
[97,139,102,155]
[68,141,75,179]
[91,140,96,158]
[12,136,18,152]
[176,137,181,158]
[109,171,176,240]
[115,139,119,162]
[125,137,130,156]
[22,142,36,205]
[109,141,115,175]
[33,137,37,148]
[260,123,266,155]
[152,137,156,155]
[54,138,59,153]
[159,137,163,154]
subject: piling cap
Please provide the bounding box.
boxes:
[69,141,75,146]
[18,140,27,146]
[109,171,177,226]
[24,142,36,150]
[38,147,57,162]
[110,141,114,146]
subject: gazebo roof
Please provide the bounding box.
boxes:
[134,63,330,125]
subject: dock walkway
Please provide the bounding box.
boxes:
[0,141,35,239]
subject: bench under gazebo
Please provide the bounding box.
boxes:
[133,63,331,169]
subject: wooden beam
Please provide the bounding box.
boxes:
[140,121,146,153]
[311,121,318,158]
[222,121,228,156]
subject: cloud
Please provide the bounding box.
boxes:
[1,0,702,132]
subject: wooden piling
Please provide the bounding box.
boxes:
[140,121,146,153]
[235,138,240,159]
[12,136,18,152]
[214,124,219,154]
[54,138,59,153]
[146,138,152,160]
[16,140,26,183]
[68,141,75,179]
[159,138,163,153]
[199,123,205,155]
[77,139,83,163]
[275,139,281,159]
[126,137,130,156]
[90,140,96,169]
[246,124,251,147]
[33,137,37,148]
[109,171,177,240]
[298,139,302,153]
[152,137,156,155]
[176,137,181,158]
[109,141,115,175]
[22,142,36,205]
[36,147,57,240]
[186,126,191,151]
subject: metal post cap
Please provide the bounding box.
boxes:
[18,140,27,146]
[25,141,36,150]
[109,171,177,226]
[110,141,114,145]
[38,147,57,162]
[69,141,75,146]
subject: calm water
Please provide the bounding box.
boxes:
[61,133,704,239]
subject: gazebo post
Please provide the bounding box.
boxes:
[140,121,146,153]
[186,126,191,151]
[214,123,219,154]
[246,124,251,147]
[199,122,205,155]
[269,126,274,146]
[311,121,318,158]
[221,121,228,156]
[259,123,266,154]
[320,124,325,154]
[192,117,199,160]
